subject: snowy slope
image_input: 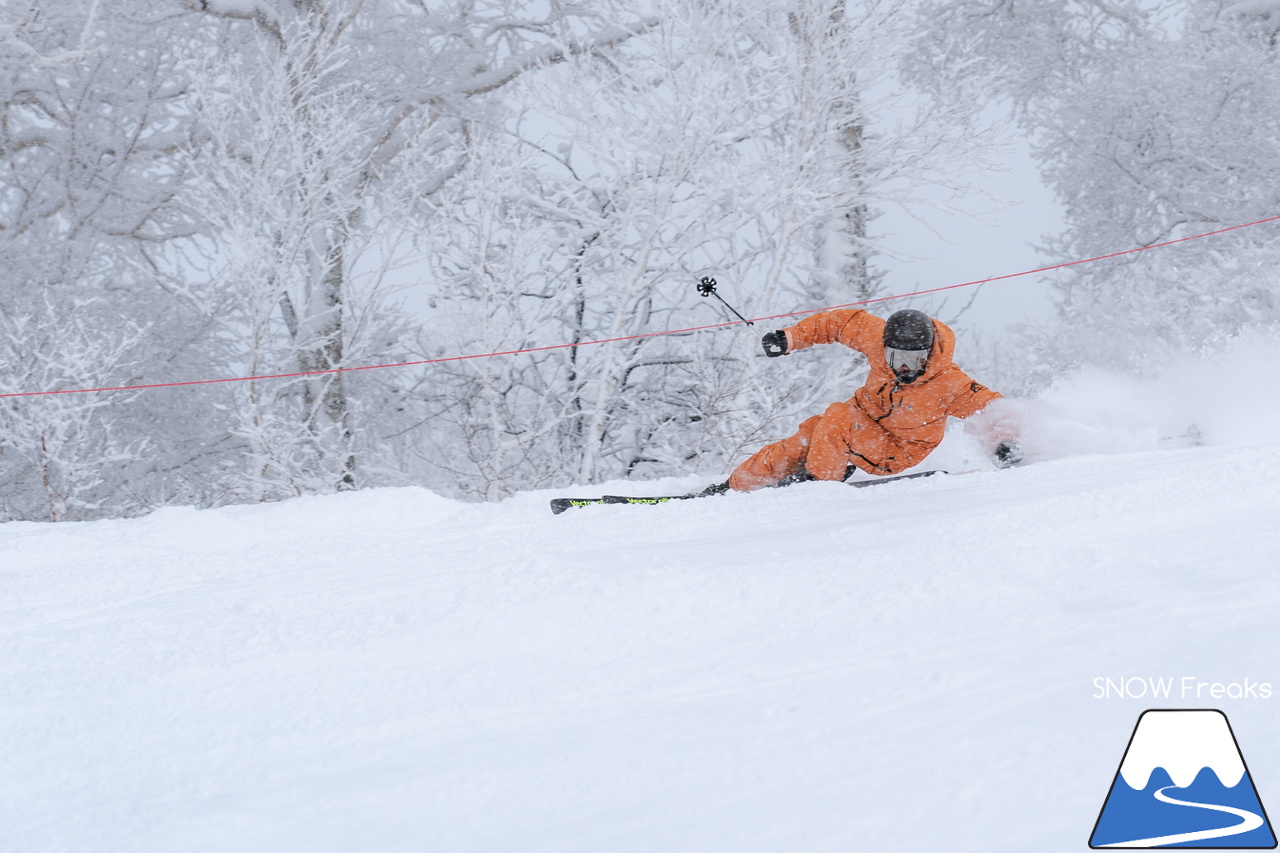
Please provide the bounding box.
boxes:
[4,350,1280,852]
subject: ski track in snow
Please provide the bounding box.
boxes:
[3,410,1280,850]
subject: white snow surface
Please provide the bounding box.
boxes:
[4,342,1280,852]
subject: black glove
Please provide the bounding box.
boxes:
[994,440,1022,468]
[761,329,789,357]
[695,480,730,498]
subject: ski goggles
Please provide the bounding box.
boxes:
[885,347,930,381]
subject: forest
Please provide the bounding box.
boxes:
[2,0,1277,521]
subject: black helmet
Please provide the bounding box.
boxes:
[883,309,934,384]
[883,309,935,350]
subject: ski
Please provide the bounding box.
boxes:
[550,469,946,514]
[846,469,944,488]
[549,492,704,514]
[603,494,703,506]
[548,497,607,514]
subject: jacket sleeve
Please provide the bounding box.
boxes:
[950,383,1022,453]
[946,378,1003,420]
[783,309,882,357]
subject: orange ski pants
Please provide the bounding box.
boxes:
[727,401,903,492]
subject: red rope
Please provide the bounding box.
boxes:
[4,214,1277,400]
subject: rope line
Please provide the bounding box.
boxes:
[3,214,1277,401]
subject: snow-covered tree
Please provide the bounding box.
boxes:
[914,0,1280,381]
[0,0,997,517]
[422,0,996,496]
[0,3,227,521]
[186,0,657,500]
[0,301,152,521]
[1,0,103,68]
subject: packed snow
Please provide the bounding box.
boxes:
[4,336,1280,852]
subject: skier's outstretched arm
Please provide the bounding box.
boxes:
[759,309,881,359]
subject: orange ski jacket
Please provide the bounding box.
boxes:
[782,308,1001,474]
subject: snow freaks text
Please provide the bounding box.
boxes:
[1093,677,1273,701]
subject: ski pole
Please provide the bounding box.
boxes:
[696,277,754,327]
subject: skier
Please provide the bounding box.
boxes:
[548,306,1023,514]
[708,307,1020,494]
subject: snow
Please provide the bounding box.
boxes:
[1225,0,1280,18]
[4,342,1280,852]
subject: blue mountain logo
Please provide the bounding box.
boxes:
[1090,709,1276,848]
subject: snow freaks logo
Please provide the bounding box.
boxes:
[1089,710,1277,848]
